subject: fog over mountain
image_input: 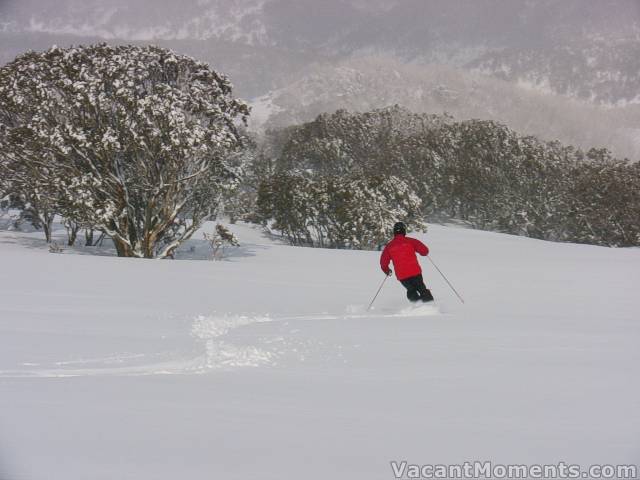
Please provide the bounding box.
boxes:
[1,0,639,157]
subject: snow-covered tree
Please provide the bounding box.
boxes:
[257,107,640,247]
[0,159,58,242]
[258,171,425,249]
[0,44,249,257]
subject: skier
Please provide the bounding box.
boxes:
[380,222,434,303]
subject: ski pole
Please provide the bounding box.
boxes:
[428,256,465,304]
[367,274,389,311]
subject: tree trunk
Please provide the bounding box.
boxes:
[66,221,80,246]
[67,227,78,246]
[142,232,157,259]
[95,232,106,247]
[42,214,54,243]
[43,222,52,243]
[112,237,135,257]
[143,243,155,259]
[85,229,94,246]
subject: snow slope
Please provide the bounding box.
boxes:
[0,221,638,479]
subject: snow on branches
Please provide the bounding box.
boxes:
[0,43,250,257]
[257,107,640,248]
[258,171,426,249]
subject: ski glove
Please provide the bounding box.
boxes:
[385,269,393,276]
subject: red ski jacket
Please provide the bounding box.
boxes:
[380,234,429,280]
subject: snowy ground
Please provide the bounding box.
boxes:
[0,220,638,480]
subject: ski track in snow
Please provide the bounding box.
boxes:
[0,306,442,378]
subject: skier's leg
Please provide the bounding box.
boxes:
[400,277,421,302]
[407,289,421,302]
[415,274,434,302]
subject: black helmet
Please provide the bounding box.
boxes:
[393,222,407,235]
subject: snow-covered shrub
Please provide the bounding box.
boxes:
[203,224,240,260]
[258,171,426,249]
[0,44,249,257]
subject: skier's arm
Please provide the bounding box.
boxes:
[380,246,392,275]
[410,238,429,256]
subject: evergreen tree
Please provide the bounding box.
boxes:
[255,107,640,248]
[0,44,249,257]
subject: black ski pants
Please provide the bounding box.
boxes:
[400,274,434,302]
